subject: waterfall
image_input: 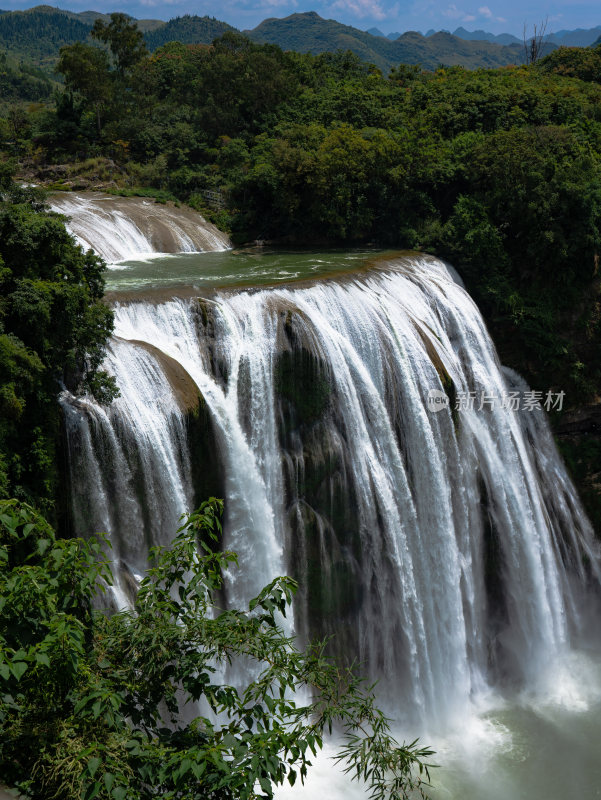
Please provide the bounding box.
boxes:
[49,191,231,263]
[61,254,601,733]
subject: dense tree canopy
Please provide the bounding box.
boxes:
[538,44,601,82]
[0,172,115,514]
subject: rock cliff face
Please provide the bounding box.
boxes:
[557,404,601,437]
[556,404,601,534]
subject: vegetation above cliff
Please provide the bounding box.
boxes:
[11,24,600,398]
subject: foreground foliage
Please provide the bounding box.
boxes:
[0,498,433,799]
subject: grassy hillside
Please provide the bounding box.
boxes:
[247,12,536,71]
[0,49,55,101]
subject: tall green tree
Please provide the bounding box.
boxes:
[91,13,147,77]
[56,42,112,135]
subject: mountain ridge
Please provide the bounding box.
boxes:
[246,12,532,72]
[9,5,601,75]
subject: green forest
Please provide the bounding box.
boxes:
[2,12,601,799]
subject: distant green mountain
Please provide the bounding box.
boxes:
[548,27,601,47]
[0,7,237,66]
[0,48,56,101]
[144,15,236,51]
[0,6,92,67]
[0,6,574,77]
[247,12,397,70]
[395,30,531,70]
[137,18,166,34]
[0,6,167,70]
[449,24,601,50]
[53,7,162,32]
[247,12,532,71]
[451,26,521,46]
[53,7,110,25]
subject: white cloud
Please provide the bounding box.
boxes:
[258,0,297,7]
[477,5,505,22]
[442,4,481,23]
[442,4,464,19]
[330,0,386,20]
[441,3,507,24]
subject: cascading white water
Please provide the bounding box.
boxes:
[61,337,194,607]
[61,255,601,740]
[49,192,231,263]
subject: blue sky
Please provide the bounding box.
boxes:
[2,0,600,35]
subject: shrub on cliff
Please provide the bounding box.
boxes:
[0,170,116,513]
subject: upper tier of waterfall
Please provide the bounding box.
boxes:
[61,253,601,736]
[49,191,231,263]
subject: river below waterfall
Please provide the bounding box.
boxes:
[278,652,601,800]
[60,236,601,800]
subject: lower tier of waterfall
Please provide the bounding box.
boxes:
[61,254,601,746]
[49,191,231,263]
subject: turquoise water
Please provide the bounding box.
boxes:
[104,248,390,293]
[277,650,601,800]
